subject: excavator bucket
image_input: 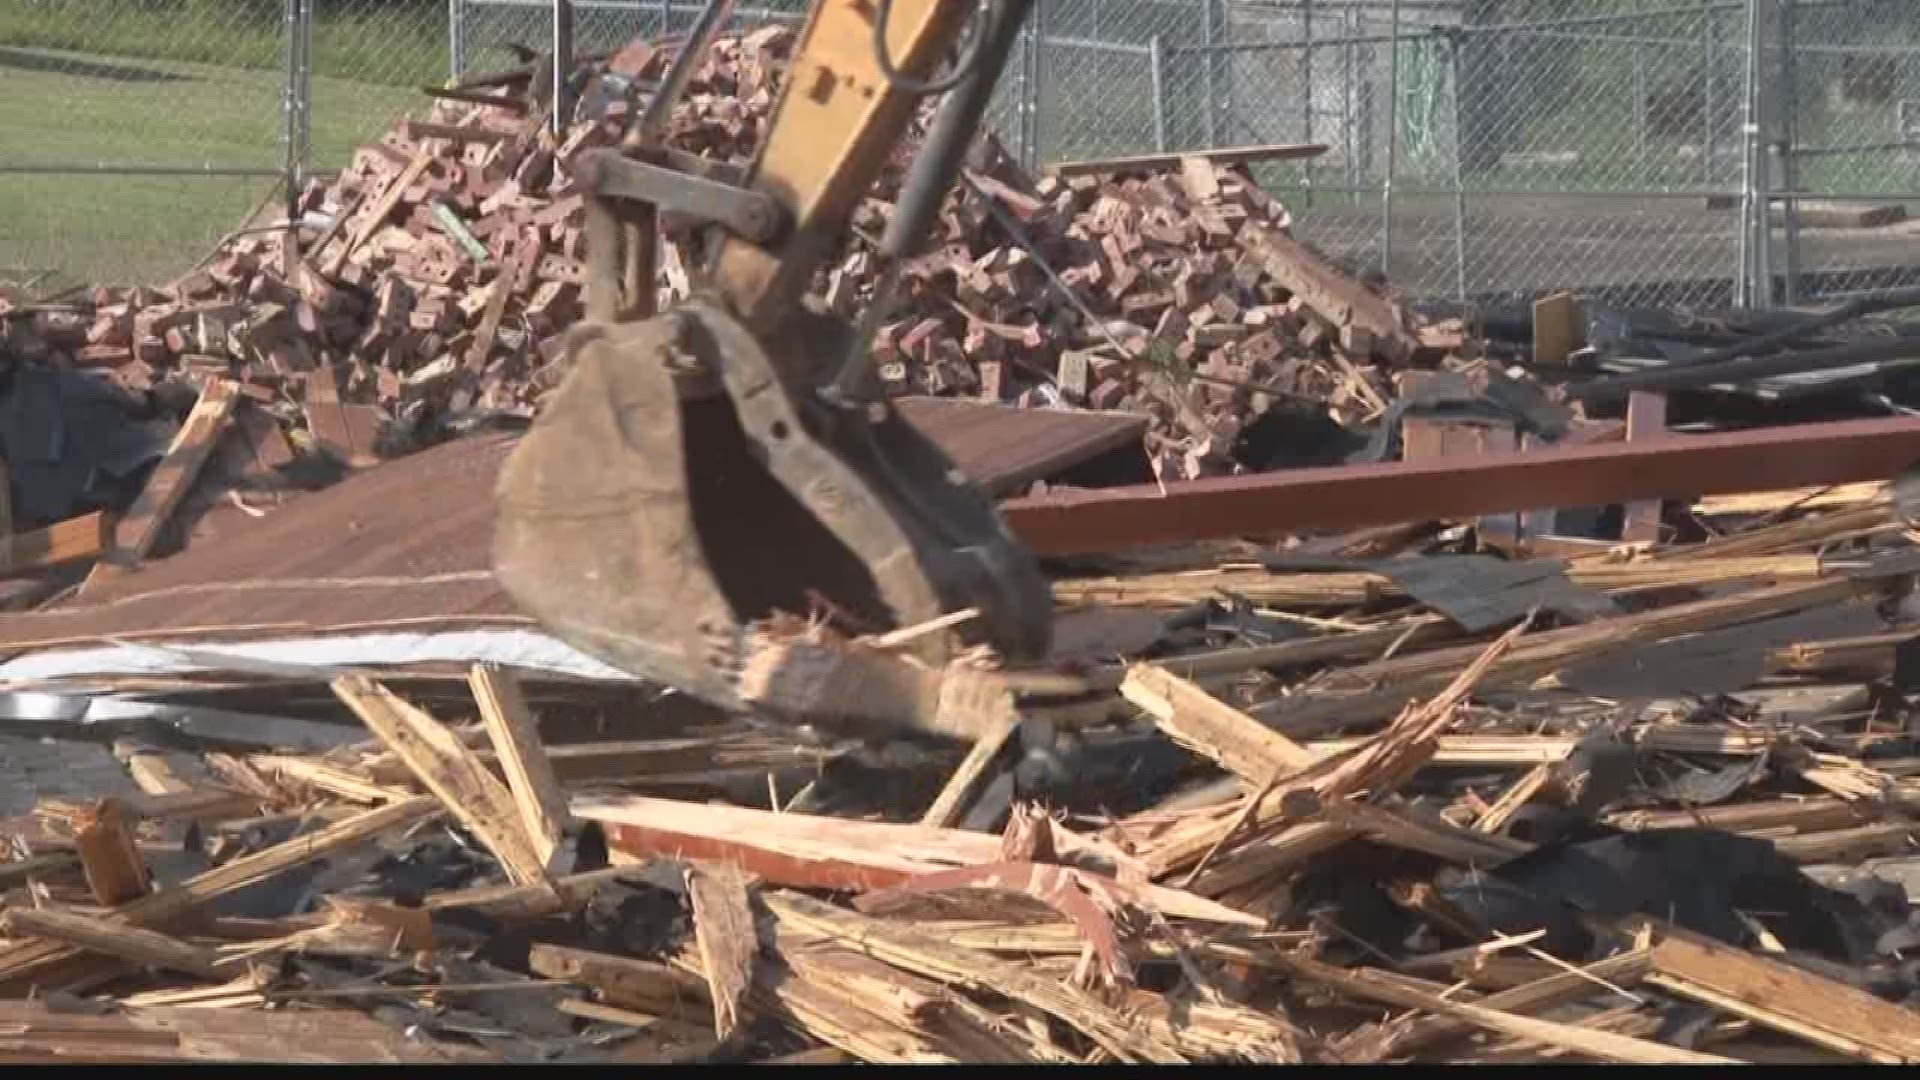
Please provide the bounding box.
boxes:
[491,299,1054,715]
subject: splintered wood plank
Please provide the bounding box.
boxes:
[528,943,712,1022]
[303,361,381,469]
[1621,391,1669,544]
[0,796,438,994]
[0,1001,490,1062]
[1341,949,1654,1061]
[1048,141,1327,178]
[122,751,191,796]
[72,798,150,905]
[327,149,434,274]
[1288,955,1730,1064]
[686,863,757,1039]
[83,378,238,591]
[1138,623,1530,879]
[322,895,436,952]
[1119,663,1316,783]
[425,865,651,921]
[1532,289,1581,365]
[919,710,1018,828]
[1646,929,1920,1063]
[1243,225,1414,363]
[469,663,568,874]
[1473,762,1556,834]
[333,675,553,889]
[465,240,530,371]
[0,906,220,979]
[0,511,112,577]
[575,794,1258,927]
[766,892,1188,1063]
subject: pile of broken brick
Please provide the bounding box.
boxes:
[0,25,1457,490]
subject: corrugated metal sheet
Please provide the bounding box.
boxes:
[0,399,1146,654]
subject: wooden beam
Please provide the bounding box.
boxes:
[326,149,437,274]
[84,378,238,591]
[1531,290,1581,365]
[71,798,150,905]
[919,710,1017,828]
[1119,663,1317,782]
[1646,929,1920,1063]
[1620,390,1669,544]
[1288,954,1733,1064]
[2,511,112,576]
[333,675,554,890]
[685,862,757,1039]
[1243,225,1416,363]
[1047,142,1328,178]
[0,796,439,994]
[0,906,220,979]
[469,663,569,874]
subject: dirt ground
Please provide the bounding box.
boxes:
[1292,192,1920,302]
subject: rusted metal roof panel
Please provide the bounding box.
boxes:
[891,397,1147,496]
[0,399,1147,653]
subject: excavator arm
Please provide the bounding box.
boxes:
[491,0,1052,722]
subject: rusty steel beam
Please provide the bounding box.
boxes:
[997,417,1920,557]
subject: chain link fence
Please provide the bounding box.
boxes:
[7,0,1920,309]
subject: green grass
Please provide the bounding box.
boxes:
[0,45,419,289]
[0,0,445,87]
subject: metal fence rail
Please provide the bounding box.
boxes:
[5,0,1920,310]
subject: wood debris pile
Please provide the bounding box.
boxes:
[0,25,1451,483]
[1,475,1918,1064]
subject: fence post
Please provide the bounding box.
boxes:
[1632,0,1647,156]
[280,0,299,236]
[279,0,313,277]
[1382,0,1401,278]
[1150,35,1168,152]
[1777,0,1801,304]
[1202,1,1217,148]
[1448,31,1467,303]
[1022,0,1044,170]
[1702,5,1715,185]
[553,0,575,135]
[449,0,465,79]
[1749,0,1774,308]
[1736,0,1759,307]
[297,0,312,182]
[1303,0,1314,146]
[1344,5,1358,192]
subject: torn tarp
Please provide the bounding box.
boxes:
[0,365,169,527]
[1560,599,1885,701]
[1438,827,1875,962]
[0,691,363,753]
[1264,552,1616,631]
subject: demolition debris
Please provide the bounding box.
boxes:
[0,24,1917,1068]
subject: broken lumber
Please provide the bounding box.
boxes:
[469,663,569,871]
[0,906,220,980]
[1645,928,1920,1063]
[83,378,238,591]
[333,674,555,888]
[686,862,758,1039]
[1119,662,1317,782]
[1046,141,1328,178]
